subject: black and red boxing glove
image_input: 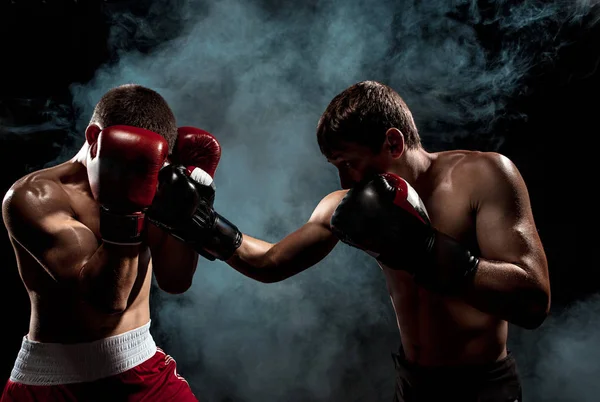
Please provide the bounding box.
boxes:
[148,165,242,261]
[330,173,479,292]
[148,127,242,260]
[86,125,168,245]
[147,126,220,229]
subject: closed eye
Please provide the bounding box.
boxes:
[325,157,353,170]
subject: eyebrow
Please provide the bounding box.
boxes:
[326,151,343,160]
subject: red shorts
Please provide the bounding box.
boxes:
[1,348,198,402]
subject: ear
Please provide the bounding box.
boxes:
[85,124,101,158]
[85,124,101,146]
[385,128,405,158]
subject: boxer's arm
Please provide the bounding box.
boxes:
[147,222,199,293]
[3,180,140,314]
[462,153,550,329]
[226,191,345,283]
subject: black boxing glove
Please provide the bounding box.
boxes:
[147,164,242,261]
[330,173,479,292]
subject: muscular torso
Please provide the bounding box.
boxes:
[384,268,506,366]
[340,151,507,366]
[9,162,153,343]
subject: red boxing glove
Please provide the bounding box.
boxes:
[87,125,168,245]
[173,126,221,178]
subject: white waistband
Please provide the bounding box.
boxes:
[10,321,157,385]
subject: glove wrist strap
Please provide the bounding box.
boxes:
[376,229,479,293]
[192,213,242,261]
[99,206,146,245]
[412,230,480,293]
[163,211,242,261]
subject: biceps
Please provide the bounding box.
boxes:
[476,205,541,266]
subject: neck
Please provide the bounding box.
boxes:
[71,142,89,166]
[388,146,434,188]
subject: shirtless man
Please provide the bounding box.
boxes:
[181,81,551,401]
[1,84,223,401]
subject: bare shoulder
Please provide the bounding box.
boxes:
[459,151,519,176]
[450,151,529,206]
[2,171,72,236]
[458,151,523,184]
[308,190,349,226]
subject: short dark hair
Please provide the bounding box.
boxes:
[90,84,177,153]
[317,81,420,157]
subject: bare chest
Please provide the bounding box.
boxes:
[422,180,476,248]
[380,183,486,328]
[67,188,102,239]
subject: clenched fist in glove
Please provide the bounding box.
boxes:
[330,173,480,292]
[172,126,221,178]
[86,125,168,245]
[147,127,242,260]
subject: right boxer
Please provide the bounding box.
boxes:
[1,84,220,401]
[170,81,550,401]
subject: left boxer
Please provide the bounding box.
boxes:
[0,84,217,401]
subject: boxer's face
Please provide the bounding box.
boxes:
[327,142,390,189]
[326,129,404,189]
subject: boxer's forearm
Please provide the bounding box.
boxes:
[227,225,338,283]
[462,258,550,329]
[148,223,199,293]
[156,234,199,269]
[405,230,548,328]
[79,243,140,314]
[226,235,281,282]
[226,235,309,283]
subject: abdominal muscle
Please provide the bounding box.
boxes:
[383,267,508,367]
[18,241,153,344]
[28,295,151,344]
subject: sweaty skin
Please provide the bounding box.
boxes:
[227,149,549,366]
[2,154,198,343]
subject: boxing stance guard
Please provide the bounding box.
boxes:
[1,85,222,402]
[330,172,480,293]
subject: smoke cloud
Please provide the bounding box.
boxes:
[15,0,595,400]
[509,294,600,402]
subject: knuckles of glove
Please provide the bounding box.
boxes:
[148,165,215,228]
[330,176,399,251]
[331,174,436,259]
[174,128,222,178]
